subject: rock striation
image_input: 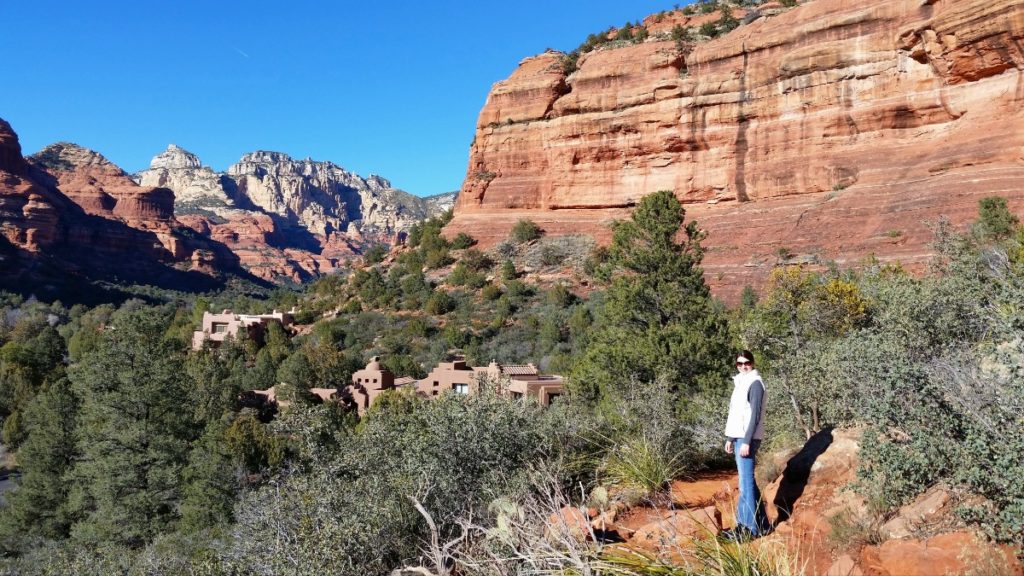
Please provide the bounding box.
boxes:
[136,145,454,283]
[0,118,247,300]
[447,0,1024,301]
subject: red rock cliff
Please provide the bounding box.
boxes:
[448,0,1024,300]
[0,118,249,297]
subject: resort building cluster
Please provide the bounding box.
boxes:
[198,310,564,412]
[192,309,295,350]
[345,355,563,413]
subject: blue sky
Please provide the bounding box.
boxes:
[1,1,684,197]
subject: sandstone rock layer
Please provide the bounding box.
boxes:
[448,0,1024,301]
[0,118,246,299]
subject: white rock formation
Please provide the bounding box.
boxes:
[135,145,456,238]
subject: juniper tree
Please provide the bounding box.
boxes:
[570,190,731,410]
[0,378,78,549]
[65,309,199,548]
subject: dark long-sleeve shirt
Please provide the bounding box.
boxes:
[742,380,764,445]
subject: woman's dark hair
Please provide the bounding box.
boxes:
[737,349,755,363]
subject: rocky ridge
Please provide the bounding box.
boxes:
[136,145,456,283]
[0,118,246,300]
[446,0,1024,302]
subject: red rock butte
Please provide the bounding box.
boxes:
[446,0,1024,302]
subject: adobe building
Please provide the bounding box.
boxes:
[415,357,476,398]
[255,355,565,417]
[384,355,564,412]
[345,356,397,413]
[478,360,564,406]
[192,309,294,350]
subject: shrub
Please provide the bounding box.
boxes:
[481,283,502,301]
[450,232,476,250]
[500,259,518,281]
[601,435,685,497]
[699,22,719,37]
[539,244,565,267]
[460,248,493,272]
[494,240,516,258]
[362,243,388,265]
[425,291,455,315]
[828,508,884,551]
[510,219,543,244]
[717,6,739,33]
[973,196,1019,241]
[424,247,453,269]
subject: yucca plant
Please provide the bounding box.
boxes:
[596,535,803,576]
[601,435,687,498]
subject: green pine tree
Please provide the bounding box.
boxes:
[570,191,731,408]
[0,378,78,550]
[65,309,199,548]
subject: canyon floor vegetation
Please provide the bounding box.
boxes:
[0,192,1021,574]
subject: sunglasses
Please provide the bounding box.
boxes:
[736,360,753,366]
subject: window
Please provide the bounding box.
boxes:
[212,323,228,334]
[454,384,469,395]
[433,381,439,387]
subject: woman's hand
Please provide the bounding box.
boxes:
[725,440,734,454]
[739,443,750,457]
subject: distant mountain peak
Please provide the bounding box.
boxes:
[30,142,121,174]
[150,144,202,170]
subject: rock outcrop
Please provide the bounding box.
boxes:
[447,0,1024,301]
[136,145,454,283]
[609,429,1023,576]
[0,118,248,300]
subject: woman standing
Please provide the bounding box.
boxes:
[722,349,770,540]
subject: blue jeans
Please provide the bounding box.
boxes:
[732,438,769,535]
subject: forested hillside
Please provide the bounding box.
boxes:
[0,193,1022,574]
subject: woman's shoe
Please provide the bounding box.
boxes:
[718,525,755,543]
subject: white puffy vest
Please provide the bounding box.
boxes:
[724,370,766,440]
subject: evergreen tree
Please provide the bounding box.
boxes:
[65,309,199,548]
[570,191,731,407]
[178,417,238,533]
[0,378,78,549]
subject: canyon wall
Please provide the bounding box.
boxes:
[137,145,457,283]
[0,119,242,299]
[447,0,1024,300]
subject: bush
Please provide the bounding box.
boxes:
[362,243,388,265]
[601,435,685,497]
[699,21,719,37]
[539,244,565,267]
[973,196,1019,241]
[225,391,549,574]
[424,247,453,269]
[481,283,502,301]
[510,219,543,244]
[460,248,493,272]
[425,291,455,315]
[450,232,476,250]
[500,259,518,281]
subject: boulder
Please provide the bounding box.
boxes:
[629,505,722,551]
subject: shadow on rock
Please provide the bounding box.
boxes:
[773,427,833,525]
